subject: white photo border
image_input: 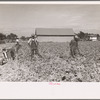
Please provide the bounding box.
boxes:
[0,1,100,99]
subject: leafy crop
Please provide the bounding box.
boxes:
[0,41,100,82]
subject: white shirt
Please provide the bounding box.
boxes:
[28,38,38,46]
[28,38,37,43]
[16,39,19,43]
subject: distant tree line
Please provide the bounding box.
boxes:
[0,32,29,44]
[0,31,100,44]
[0,33,18,44]
[20,36,29,41]
[77,31,100,41]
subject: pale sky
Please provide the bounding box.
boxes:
[0,4,100,36]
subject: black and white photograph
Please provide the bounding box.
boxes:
[0,2,100,83]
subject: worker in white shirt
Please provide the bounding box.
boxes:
[28,34,42,59]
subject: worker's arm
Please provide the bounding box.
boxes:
[35,38,39,46]
[69,40,73,47]
[28,38,32,46]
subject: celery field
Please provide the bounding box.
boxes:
[0,41,100,82]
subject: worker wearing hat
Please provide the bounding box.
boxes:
[28,33,42,59]
[69,34,83,58]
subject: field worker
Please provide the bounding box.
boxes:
[2,48,8,60]
[69,35,82,58]
[11,38,22,60]
[2,48,15,61]
[15,39,21,53]
[28,34,42,59]
[0,48,7,65]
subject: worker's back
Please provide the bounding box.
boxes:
[70,39,78,48]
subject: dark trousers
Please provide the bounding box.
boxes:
[31,48,42,58]
[70,47,81,58]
